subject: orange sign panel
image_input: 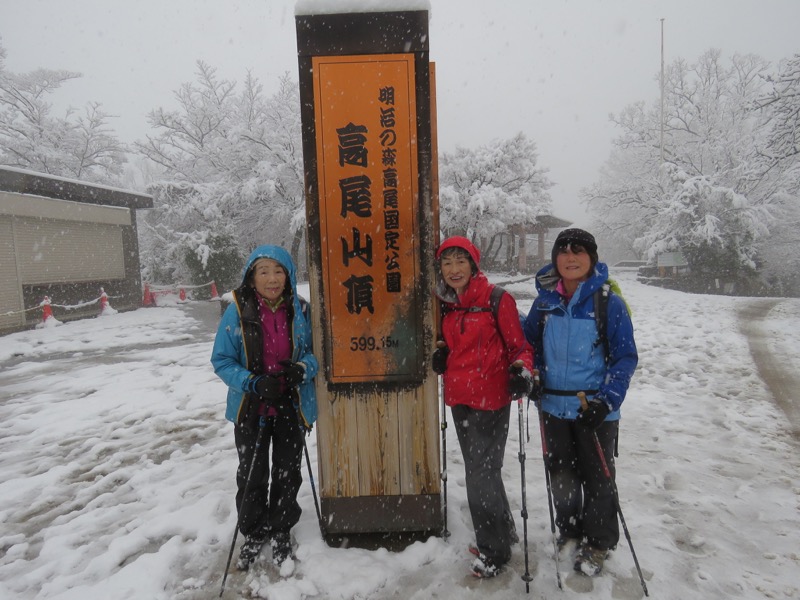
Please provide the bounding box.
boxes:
[313,54,420,383]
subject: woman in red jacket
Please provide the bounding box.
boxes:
[432,236,535,578]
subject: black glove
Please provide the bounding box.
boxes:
[528,373,543,408]
[577,398,611,430]
[508,364,533,398]
[279,360,305,386]
[432,346,449,375]
[249,375,282,400]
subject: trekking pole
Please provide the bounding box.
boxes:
[301,429,323,536]
[439,368,450,539]
[513,361,533,593]
[220,414,267,598]
[535,371,563,590]
[578,393,649,597]
[282,368,323,537]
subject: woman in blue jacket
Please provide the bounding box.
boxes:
[522,229,637,577]
[211,245,318,571]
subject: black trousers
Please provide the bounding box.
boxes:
[452,403,516,565]
[542,412,619,551]
[233,400,304,537]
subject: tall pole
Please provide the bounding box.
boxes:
[660,18,665,165]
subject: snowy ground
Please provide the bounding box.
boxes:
[1,272,799,600]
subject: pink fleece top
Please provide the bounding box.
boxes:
[556,279,574,302]
[256,295,291,390]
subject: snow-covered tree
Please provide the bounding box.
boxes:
[0,40,126,184]
[584,49,795,292]
[438,132,553,258]
[757,53,800,170]
[752,54,800,295]
[136,64,305,287]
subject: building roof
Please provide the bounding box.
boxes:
[0,166,153,211]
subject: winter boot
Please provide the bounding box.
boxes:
[574,542,609,576]
[270,531,293,567]
[236,532,268,571]
[468,547,503,579]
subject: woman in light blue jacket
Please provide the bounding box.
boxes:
[523,229,637,578]
[211,245,317,571]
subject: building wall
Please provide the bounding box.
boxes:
[15,217,126,283]
[0,216,24,330]
[0,168,152,334]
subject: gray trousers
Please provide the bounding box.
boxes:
[452,403,516,565]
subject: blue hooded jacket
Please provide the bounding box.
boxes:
[210,245,318,427]
[522,261,637,421]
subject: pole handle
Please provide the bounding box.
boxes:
[577,391,588,411]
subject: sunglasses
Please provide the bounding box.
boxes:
[556,242,587,255]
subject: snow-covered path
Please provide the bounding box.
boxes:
[1,275,799,599]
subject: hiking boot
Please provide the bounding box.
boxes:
[236,530,268,571]
[270,531,292,567]
[469,548,503,579]
[574,542,609,576]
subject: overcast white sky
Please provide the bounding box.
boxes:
[3,0,799,223]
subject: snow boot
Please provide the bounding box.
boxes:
[574,542,609,576]
[270,531,293,567]
[468,546,503,579]
[236,526,270,571]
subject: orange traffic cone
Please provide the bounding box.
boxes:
[143,283,153,307]
[210,281,219,299]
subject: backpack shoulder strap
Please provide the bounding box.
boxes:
[488,285,506,322]
[594,283,611,361]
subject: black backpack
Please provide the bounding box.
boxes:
[440,285,507,326]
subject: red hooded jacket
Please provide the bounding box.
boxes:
[435,237,534,410]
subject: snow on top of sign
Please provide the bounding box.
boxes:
[295,0,431,16]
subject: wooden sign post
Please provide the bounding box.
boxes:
[296,8,440,539]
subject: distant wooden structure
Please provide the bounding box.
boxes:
[463,215,572,273]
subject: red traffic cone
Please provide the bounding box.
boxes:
[179,287,186,301]
[99,288,117,316]
[143,283,153,307]
[210,281,219,299]
[41,296,54,322]
[37,296,62,328]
